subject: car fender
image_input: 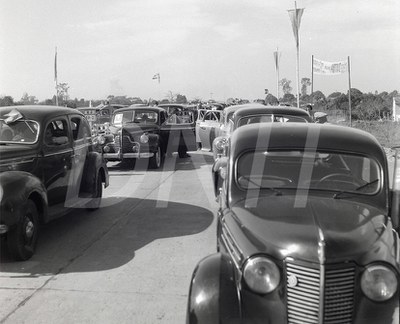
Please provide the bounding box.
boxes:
[186,253,240,324]
[0,171,47,226]
[147,133,162,152]
[81,152,109,193]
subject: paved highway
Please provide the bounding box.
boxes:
[0,152,218,324]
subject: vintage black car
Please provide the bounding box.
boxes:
[187,123,400,324]
[212,105,313,160]
[102,105,196,168]
[0,106,109,260]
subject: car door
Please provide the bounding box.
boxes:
[41,117,73,216]
[198,110,222,150]
[65,114,92,207]
[195,109,207,143]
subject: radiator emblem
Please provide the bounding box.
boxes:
[287,274,298,287]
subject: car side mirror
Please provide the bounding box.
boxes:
[212,157,228,197]
[390,146,400,229]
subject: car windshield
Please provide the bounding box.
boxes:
[113,110,158,126]
[0,119,39,144]
[237,114,308,127]
[133,111,158,123]
[236,150,381,195]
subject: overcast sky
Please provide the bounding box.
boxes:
[1,0,399,102]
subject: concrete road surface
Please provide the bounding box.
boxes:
[0,152,218,324]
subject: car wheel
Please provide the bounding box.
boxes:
[86,173,103,211]
[149,147,162,169]
[8,200,39,261]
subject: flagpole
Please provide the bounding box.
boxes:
[347,56,352,127]
[295,1,300,108]
[311,54,314,95]
[288,1,304,109]
[54,47,59,106]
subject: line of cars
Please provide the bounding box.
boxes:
[0,103,199,260]
[186,104,400,323]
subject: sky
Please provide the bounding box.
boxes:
[1,0,399,102]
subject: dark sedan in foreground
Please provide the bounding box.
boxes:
[187,123,400,324]
[0,106,109,260]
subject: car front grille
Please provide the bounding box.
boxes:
[286,260,355,324]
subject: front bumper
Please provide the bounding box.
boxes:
[103,146,154,160]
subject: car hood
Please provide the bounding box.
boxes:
[230,195,395,265]
[112,123,159,135]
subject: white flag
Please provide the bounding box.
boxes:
[313,58,348,75]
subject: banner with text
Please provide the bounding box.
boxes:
[313,58,348,75]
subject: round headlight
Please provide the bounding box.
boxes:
[215,138,227,151]
[243,256,280,294]
[140,134,149,144]
[361,265,398,301]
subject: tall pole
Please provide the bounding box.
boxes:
[54,47,59,106]
[347,56,352,127]
[274,48,281,100]
[311,54,314,95]
[288,1,304,109]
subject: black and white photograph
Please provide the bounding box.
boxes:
[1,0,399,323]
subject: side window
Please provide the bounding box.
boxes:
[44,119,69,146]
[71,116,91,141]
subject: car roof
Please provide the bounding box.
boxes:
[113,106,166,114]
[0,105,84,122]
[223,103,267,116]
[233,106,311,120]
[230,123,386,163]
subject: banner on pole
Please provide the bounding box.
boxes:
[313,57,348,75]
[273,51,281,72]
[152,73,160,83]
[288,8,304,48]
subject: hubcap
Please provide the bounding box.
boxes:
[24,218,35,240]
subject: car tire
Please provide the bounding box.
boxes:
[86,173,103,211]
[8,200,39,261]
[149,147,162,169]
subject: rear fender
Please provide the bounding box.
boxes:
[81,152,108,193]
[186,253,240,324]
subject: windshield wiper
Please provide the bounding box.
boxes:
[238,175,283,196]
[333,179,379,199]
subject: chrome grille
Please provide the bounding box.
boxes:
[286,261,355,324]
[324,267,355,324]
[287,262,320,324]
[221,225,242,268]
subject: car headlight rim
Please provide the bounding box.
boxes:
[243,256,280,294]
[361,264,398,302]
[140,133,149,144]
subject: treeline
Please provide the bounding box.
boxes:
[265,88,399,121]
[1,88,398,121]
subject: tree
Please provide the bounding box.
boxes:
[0,96,15,107]
[56,82,70,105]
[279,78,292,96]
[175,94,187,104]
[300,78,311,96]
[265,93,279,105]
[20,92,38,105]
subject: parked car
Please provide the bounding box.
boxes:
[212,105,313,160]
[196,109,223,151]
[187,122,400,324]
[196,103,262,151]
[0,106,109,260]
[102,105,196,168]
